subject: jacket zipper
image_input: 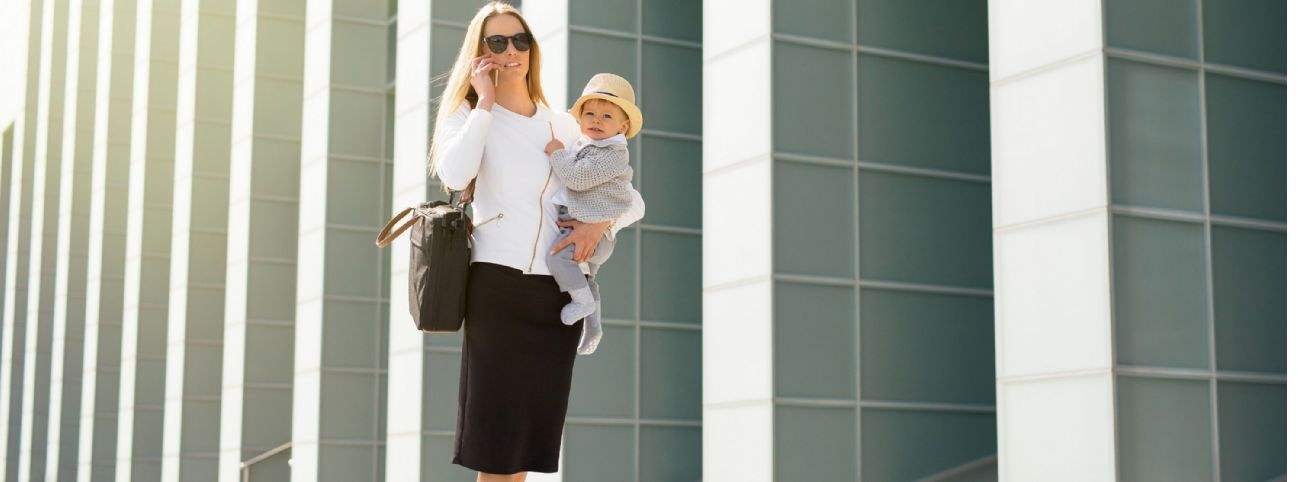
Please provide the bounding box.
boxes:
[525,168,553,273]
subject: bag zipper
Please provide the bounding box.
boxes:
[525,168,553,273]
[473,211,504,228]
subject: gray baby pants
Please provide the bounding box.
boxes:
[547,204,616,293]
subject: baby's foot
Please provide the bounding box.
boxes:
[577,323,602,355]
[561,301,597,325]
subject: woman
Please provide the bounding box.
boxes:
[427,3,644,481]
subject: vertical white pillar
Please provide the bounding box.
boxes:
[384,0,429,477]
[0,0,45,480]
[700,1,774,481]
[159,0,236,478]
[20,0,70,478]
[293,0,392,480]
[218,0,303,479]
[46,0,100,478]
[989,1,1116,480]
[117,0,180,479]
[76,0,135,479]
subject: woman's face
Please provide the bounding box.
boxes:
[481,14,530,83]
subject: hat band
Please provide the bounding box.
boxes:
[594,90,620,98]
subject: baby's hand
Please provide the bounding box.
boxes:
[545,123,565,155]
[545,138,565,156]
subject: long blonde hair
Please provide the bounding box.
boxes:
[427,2,548,182]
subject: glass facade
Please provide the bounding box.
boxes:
[1104,0,1286,480]
[0,0,1283,481]
[770,1,995,480]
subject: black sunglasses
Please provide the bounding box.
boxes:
[483,32,532,54]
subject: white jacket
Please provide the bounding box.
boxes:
[433,102,644,276]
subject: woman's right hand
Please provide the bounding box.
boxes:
[469,55,499,110]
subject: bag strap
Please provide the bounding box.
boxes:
[374,206,418,247]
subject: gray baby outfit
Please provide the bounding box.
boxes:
[545,133,634,355]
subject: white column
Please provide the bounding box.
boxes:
[76,0,135,479]
[20,0,70,478]
[46,0,100,478]
[0,0,45,480]
[217,0,302,479]
[989,1,1116,481]
[292,0,391,480]
[159,0,236,478]
[383,0,429,477]
[700,1,774,481]
[116,0,180,479]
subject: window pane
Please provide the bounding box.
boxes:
[857,0,987,63]
[322,300,381,369]
[858,54,989,175]
[1117,376,1212,482]
[774,160,854,278]
[431,1,481,23]
[1206,74,1285,222]
[775,406,856,482]
[1112,215,1209,369]
[1107,58,1203,211]
[325,228,383,298]
[563,425,634,481]
[858,171,992,289]
[639,136,701,229]
[326,158,382,225]
[773,42,853,159]
[643,0,701,41]
[320,371,379,440]
[860,289,994,404]
[1212,225,1285,373]
[597,231,636,321]
[571,0,636,31]
[774,0,852,42]
[861,409,996,481]
[568,325,635,418]
[327,91,386,158]
[641,231,701,324]
[429,25,466,94]
[774,282,855,399]
[568,33,637,108]
[420,351,460,431]
[640,328,701,420]
[1218,381,1286,482]
[1104,0,1198,59]
[1202,0,1285,72]
[332,21,389,89]
[641,42,701,134]
[639,425,702,481]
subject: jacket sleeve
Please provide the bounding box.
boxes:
[608,185,644,238]
[548,146,632,192]
[431,104,492,190]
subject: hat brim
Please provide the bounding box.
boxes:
[569,93,643,139]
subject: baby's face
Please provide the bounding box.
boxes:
[578,99,630,140]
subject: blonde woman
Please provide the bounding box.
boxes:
[428,3,644,481]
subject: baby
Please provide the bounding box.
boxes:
[544,73,643,356]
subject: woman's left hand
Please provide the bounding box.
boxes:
[551,219,612,262]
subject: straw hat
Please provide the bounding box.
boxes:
[568,73,644,139]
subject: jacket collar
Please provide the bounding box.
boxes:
[575,133,627,149]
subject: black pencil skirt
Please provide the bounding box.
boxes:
[451,261,583,474]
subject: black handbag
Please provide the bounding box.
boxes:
[375,190,472,332]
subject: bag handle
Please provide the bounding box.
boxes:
[374,180,476,247]
[375,206,418,247]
